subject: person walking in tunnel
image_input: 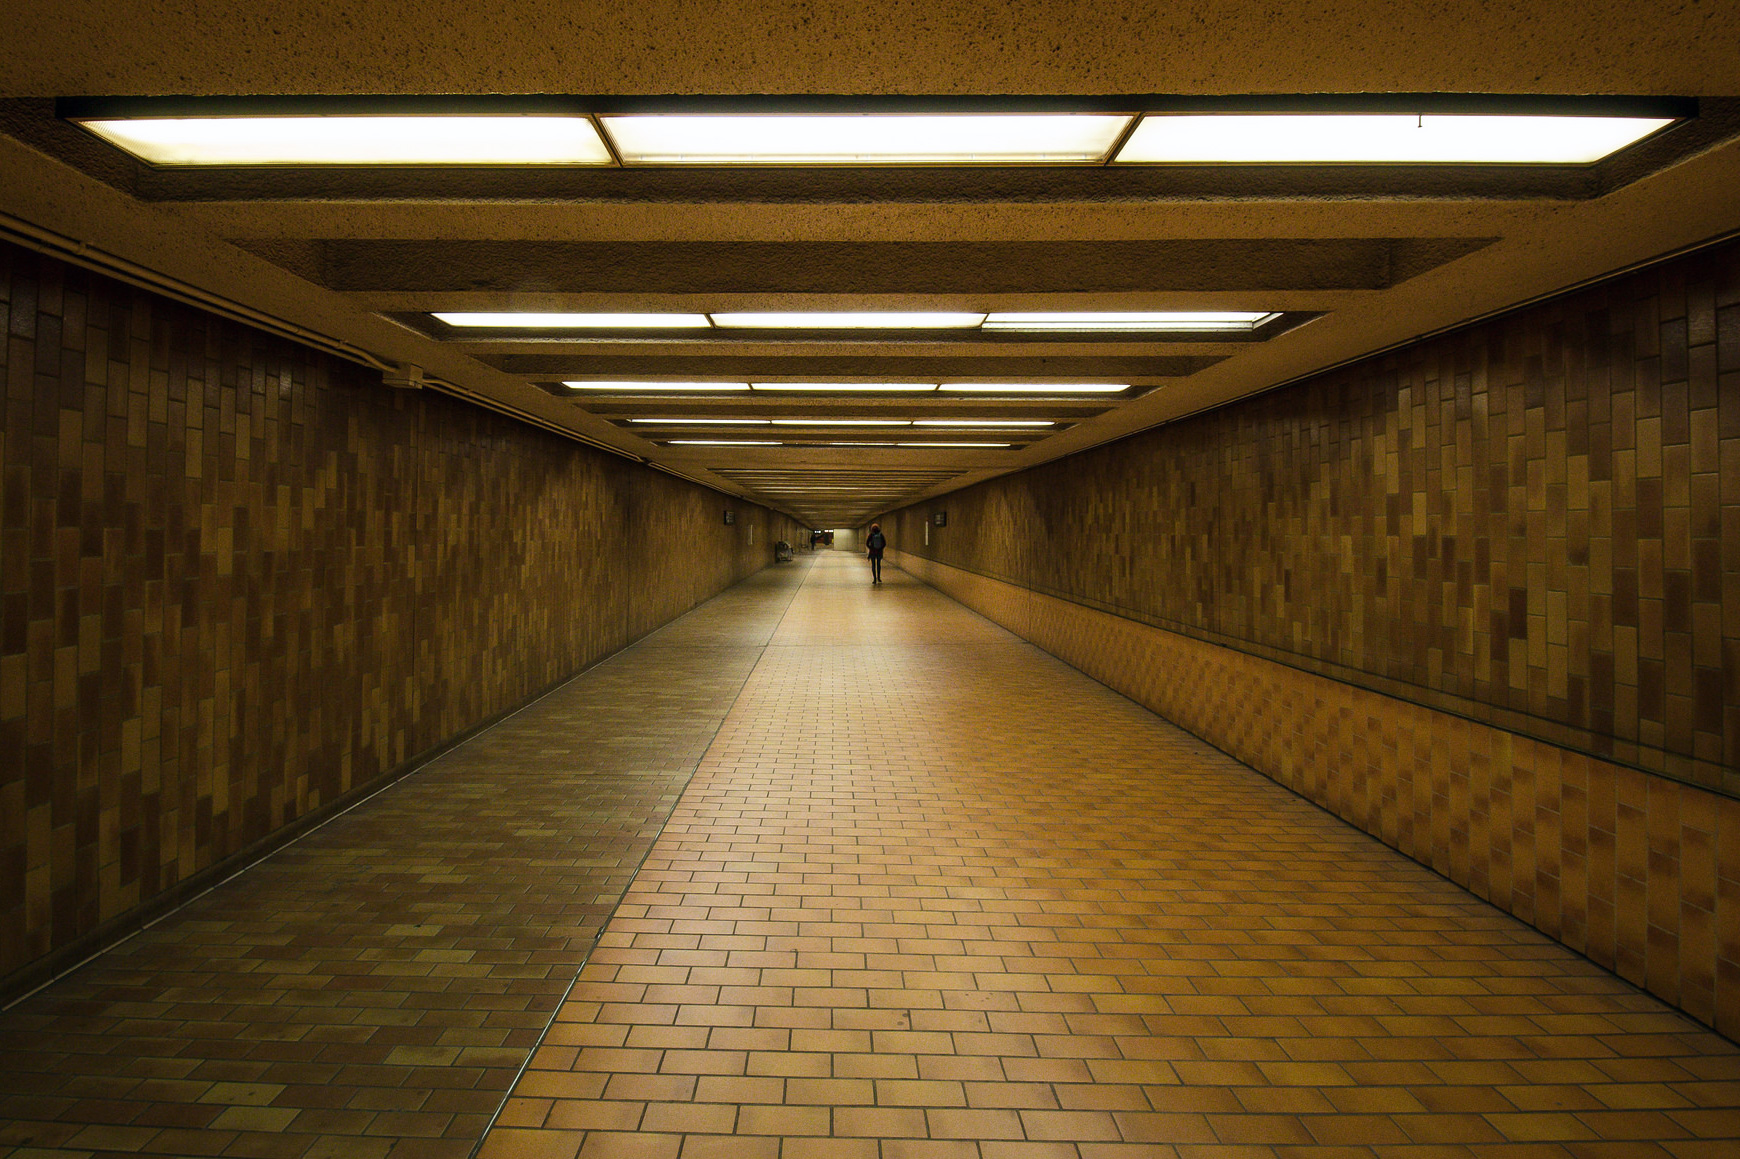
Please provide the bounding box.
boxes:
[866,522,887,584]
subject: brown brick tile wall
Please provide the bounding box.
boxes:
[880,238,1740,1036]
[0,241,801,984]
[887,237,1740,794]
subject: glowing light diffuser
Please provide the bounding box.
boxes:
[565,381,750,391]
[770,419,910,427]
[751,382,938,392]
[1115,114,1672,164]
[79,116,614,166]
[437,313,710,328]
[983,312,1278,332]
[940,383,1129,394]
[628,418,771,425]
[912,420,1055,427]
[714,313,985,329]
[600,115,1132,164]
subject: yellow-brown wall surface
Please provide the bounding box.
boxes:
[883,238,1740,1037]
[0,241,802,991]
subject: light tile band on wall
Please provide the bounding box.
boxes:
[0,241,803,988]
[893,551,1740,1038]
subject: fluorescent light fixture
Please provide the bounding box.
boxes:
[983,311,1278,332]
[78,116,614,166]
[827,441,899,446]
[628,418,771,425]
[898,441,1013,448]
[714,312,984,329]
[751,382,938,392]
[770,419,911,427]
[940,383,1130,393]
[565,381,750,392]
[600,114,1132,164]
[912,419,1055,428]
[435,312,711,328]
[1115,114,1672,164]
[668,439,782,446]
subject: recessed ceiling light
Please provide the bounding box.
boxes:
[751,382,938,392]
[939,383,1130,393]
[714,313,985,329]
[565,381,751,391]
[77,116,615,166]
[826,441,900,446]
[599,114,1132,164]
[628,418,772,425]
[897,441,1013,448]
[982,312,1278,332]
[667,439,782,446]
[770,419,911,426]
[912,420,1056,427]
[436,312,711,328]
[1114,114,1672,164]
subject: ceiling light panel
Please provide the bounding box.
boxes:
[565,381,751,391]
[78,116,615,166]
[939,383,1130,393]
[1115,114,1672,164]
[628,418,771,425]
[982,312,1278,331]
[714,313,984,329]
[600,114,1133,164]
[769,419,911,426]
[911,420,1056,427]
[437,312,711,328]
[751,382,938,392]
[898,441,1013,448]
[668,439,782,446]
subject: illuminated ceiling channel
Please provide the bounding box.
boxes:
[65,95,1689,166]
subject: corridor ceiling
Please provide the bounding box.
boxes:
[4,2,1739,527]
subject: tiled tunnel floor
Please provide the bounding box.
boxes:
[5,552,1740,1159]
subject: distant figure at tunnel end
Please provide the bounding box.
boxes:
[866,523,886,584]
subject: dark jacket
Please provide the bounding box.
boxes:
[866,530,886,555]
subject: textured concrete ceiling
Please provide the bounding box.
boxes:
[3,1,1739,525]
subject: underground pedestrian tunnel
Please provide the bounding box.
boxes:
[4,6,1740,1157]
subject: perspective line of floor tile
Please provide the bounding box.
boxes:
[480,551,1740,1159]
[0,555,818,1159]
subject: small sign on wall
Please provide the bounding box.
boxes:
[723,509,735,525]
[933,511,947,527]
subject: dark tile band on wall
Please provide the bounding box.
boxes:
[0,239,804,991]
[882,235,1740,800]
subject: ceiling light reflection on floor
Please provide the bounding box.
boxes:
[600,114,1133,164]
[1114,114,1672,164]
